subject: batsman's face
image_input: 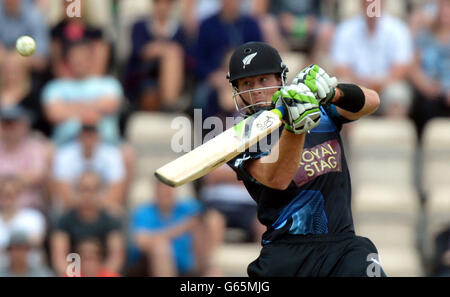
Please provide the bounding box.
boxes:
[236,74,281,112]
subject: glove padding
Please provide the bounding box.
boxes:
[292,64,338,105]
[272,83,321,135]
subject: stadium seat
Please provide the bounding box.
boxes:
[347,117,417,152]
[128,177,155,208]
[356,220,418,248]
[347,117,417,187]
[384,0,408,19]
[116,0,153,63]
[423,186,450,261]
[213,243,424,277]
[213,243,261,277]
[136,155,181,177]
[421,118,450,193]
[125,112,193,191]
[280,52,306,83]
[125,111,192,154]
[353,184,420,215]
[338,0,361,20]
[376,246,423,277]
[353,185,420,248]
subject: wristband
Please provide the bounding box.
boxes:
[334,83,365,113]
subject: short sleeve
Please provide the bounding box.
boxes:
[52,145,78,182]
[98,77,124,99]
[54,212,72,233]
[102,146,125,183]
[322,104,354,129]
[42,81,65,105]
[103,213,122,233]
[331,22,352,66]
[390,20,413,65]
[25,140,47,177]
[178,200,203,217]
[227,150,269,184]
[131,206,157,232]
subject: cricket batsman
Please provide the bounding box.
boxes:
[226,41,387,277]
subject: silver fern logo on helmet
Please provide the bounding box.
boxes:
[242,52,258,69]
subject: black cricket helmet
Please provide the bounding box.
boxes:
[226,42,288,115]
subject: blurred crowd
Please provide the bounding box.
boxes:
[0,0,448,277]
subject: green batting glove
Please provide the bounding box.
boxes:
[293,64,338,105]
[272,83,321,134]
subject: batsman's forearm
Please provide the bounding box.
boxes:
[332,85,380,120]
[246,130,305,190]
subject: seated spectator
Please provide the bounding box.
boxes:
[0,51,52,137]
[432,226,450,277]
[128,180,205,277]
[409,0,450,140]
[0,175,47,268]
[0,231,54,277]
[42,39,123,146]
[50,171,125,276]
[182,0,275,50]
[247,0,288,53]
[253,0,333,59]
[43,39,136,192]
[408,0,439,38]
[75,237,121,277]
[197,50,235,119]
[201,165,265,247]
[193,0,263,111]
[0,0,49,72]
[124,0,185,111]
[0,106,49,210]
[50,0,111,77]
[331,0,414,117]
[52,125,126,216]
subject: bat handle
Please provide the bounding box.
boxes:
[271,105,285,120]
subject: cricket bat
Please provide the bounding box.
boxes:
[155,106,285,187]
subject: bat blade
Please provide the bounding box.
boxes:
[155,108,283,187]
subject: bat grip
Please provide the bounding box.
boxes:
[271,105,285,120]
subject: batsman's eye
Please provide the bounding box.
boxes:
[242,81,252,89]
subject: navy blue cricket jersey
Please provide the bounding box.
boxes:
[228,105,355,245]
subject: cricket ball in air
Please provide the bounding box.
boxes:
[16,36,36,57]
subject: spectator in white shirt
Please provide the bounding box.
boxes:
[52,124,126,216]
[331,0,414,117]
